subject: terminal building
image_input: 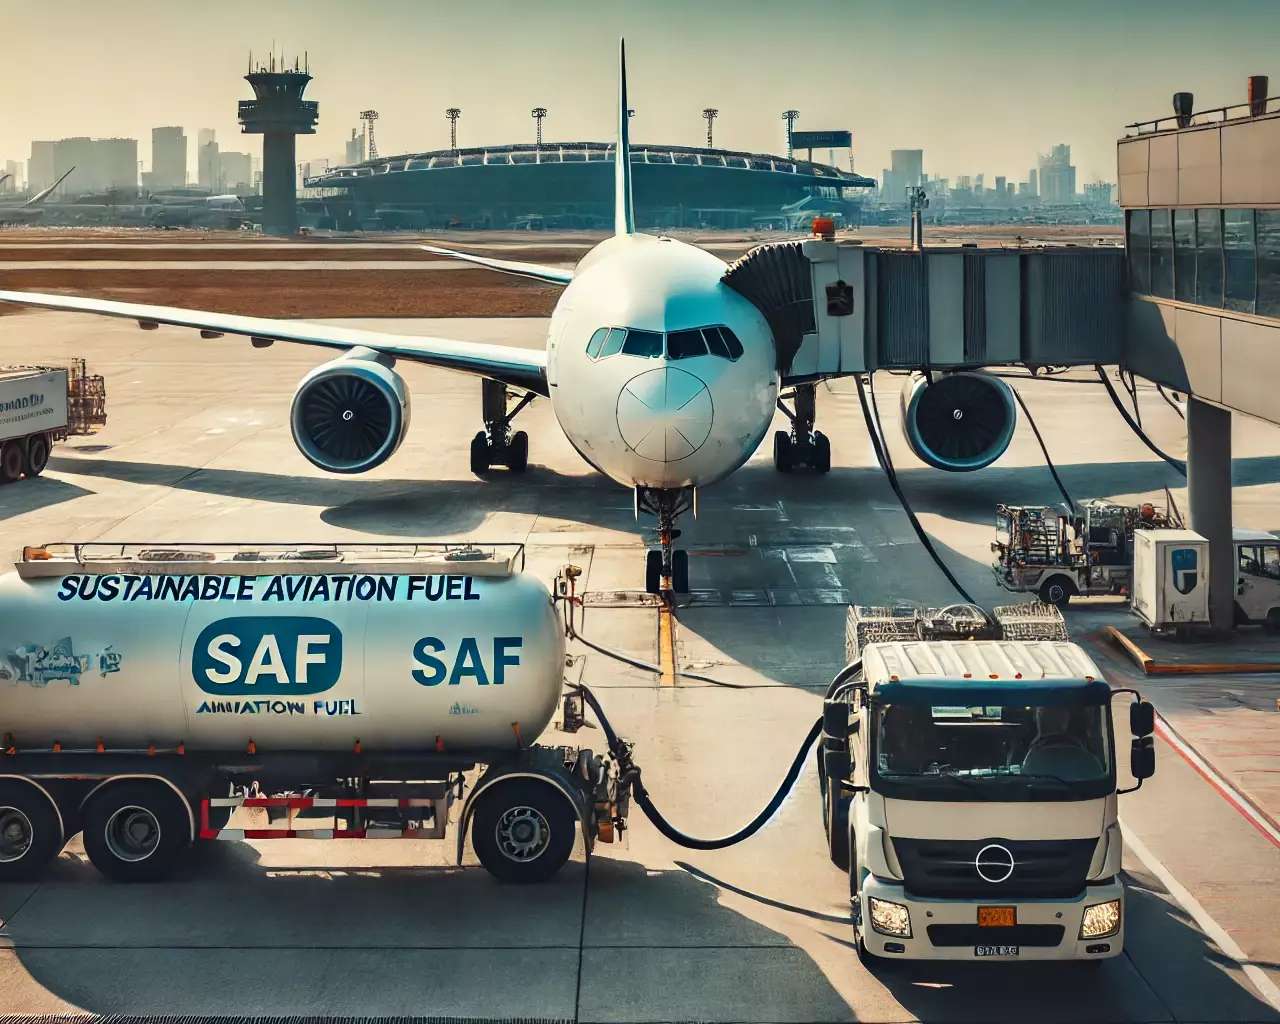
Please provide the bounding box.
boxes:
[1119,75,1280,629]
[305,142,875,230]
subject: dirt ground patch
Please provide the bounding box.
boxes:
[0,269,561,318]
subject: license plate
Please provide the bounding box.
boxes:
[978,906,1016,928]
[975,945,1019,957]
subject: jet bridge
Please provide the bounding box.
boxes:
[722,239,1127,381]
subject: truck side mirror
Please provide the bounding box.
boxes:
[1130,736,1155,780]
[1130,700,1155,737]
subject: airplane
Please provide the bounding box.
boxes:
[0,167,77,226]
[0,172,10,189]
[0,43,1016,595]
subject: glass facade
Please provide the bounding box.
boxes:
[1127,207,1280,319]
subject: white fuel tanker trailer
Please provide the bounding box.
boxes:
[0,542,626,884]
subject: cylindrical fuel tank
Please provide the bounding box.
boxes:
[0,568,565,752]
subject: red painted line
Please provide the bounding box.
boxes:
[1156,718,1280,850]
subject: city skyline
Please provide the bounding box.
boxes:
[4,0,1278,189]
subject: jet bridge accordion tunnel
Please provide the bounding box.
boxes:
[722,240,1127,472]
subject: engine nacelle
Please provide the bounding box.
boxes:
[899,371,1016,472]
[290,349,410,474]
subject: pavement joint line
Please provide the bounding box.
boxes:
[1120,822,1280,1014]
[1103,625,1280,675]
[1154,715,1280,848]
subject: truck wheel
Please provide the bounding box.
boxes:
[82,781,191,883]
[1039,578,1073,608]
[0,780,64,882]
[23,433,50,477]
[472,780,576,884]
[0,441,23,484]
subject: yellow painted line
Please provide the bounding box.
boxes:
[1103,625,1280,676]
[658,602,677,686]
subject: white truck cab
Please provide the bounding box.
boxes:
[1234,528,1280,627]
[818,639,1155,965]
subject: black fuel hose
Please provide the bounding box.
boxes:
[1096,366,1187,476]
[573,682,824,851]
[857,374,978,605]
[1009,387,1076,512]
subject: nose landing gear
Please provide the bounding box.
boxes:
[637,487,692,595]
[471,379,536,475]
[774,382,831,473]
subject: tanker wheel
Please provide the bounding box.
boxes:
[472,780,576,884]
[82,780,191,883]
[0,441,23,484]
[0,780,64,882]
[23,433,50,477]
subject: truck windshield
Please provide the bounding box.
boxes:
[871,702,1114,801]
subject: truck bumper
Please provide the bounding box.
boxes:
[859,876,1124,962]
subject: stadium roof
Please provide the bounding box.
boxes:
[308,140,875,189]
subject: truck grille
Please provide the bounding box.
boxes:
[893,837,1097,899]
[927,924,1066,947]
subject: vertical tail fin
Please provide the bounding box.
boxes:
[615,38,635,236]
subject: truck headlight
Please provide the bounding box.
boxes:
[868,897,912,938]
[1080,899,1121,938]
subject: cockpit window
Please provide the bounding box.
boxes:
[704,326,744,360]
[598,327,626,358]
[621,329,664,358]
[667,329,708,360]
[585,327,609,359]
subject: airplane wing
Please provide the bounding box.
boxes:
[0,290,548,395]
[419,244,574,286]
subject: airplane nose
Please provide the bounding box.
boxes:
[617,366,713,462]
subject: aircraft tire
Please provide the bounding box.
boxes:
[470,432,490,475]
[773,431,792,472]
[671,549,690,594]
[645,550,662,594]
[508,431,529,473]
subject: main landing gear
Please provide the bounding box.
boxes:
[471,379,535,475]
[773,382,831,473]
[638,487,692,596]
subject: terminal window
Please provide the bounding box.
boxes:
[1127,206,1280,320]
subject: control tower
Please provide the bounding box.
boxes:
[238,53,319,235]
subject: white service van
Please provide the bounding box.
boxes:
[1234,528,1280,627]
[818,639,1155,964]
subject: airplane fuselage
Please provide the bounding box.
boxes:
[546,232,778,491]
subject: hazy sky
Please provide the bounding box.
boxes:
[4,0,1278,186]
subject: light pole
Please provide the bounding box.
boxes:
[531,107,547,147]
[702,108,718,149]
[359,110,379,160]
[446,108,461,151]
[781,110,800,158]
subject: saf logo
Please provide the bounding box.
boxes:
[193,617,342,695]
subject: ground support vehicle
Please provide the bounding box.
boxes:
[0,361,106,483]
[0,542,626,884]
[819,637,1156,964]
[991,499,1179,607]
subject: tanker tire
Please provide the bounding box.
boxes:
[0,781,64,882]
[472,780,576,884]
[23,433,50,477]
[0,441,23,484]
[83,781,191,883]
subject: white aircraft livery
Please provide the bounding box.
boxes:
[0,41,1021,594]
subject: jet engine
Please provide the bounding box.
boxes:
[898,371,1016,472]
[290,349,410,474]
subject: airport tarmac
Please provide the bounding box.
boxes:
[1,310,1279,1022]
